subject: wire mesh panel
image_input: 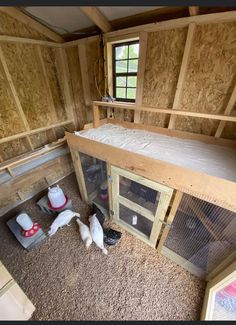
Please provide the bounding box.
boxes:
[119,203,153,237]
[119,176,160,215]
[163,193,236,278]
[80,152,109,212]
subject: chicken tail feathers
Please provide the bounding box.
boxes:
[102,247,108,255]
[48,226,58,237]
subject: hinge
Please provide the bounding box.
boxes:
[108,175,113,182]
[110,210,114,216]
[159,220,172,229]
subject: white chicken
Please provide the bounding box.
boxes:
[48,209,80,236]
[89,213,108,255]
[76,218,92,249]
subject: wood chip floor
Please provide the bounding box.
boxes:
[0,173,205,320]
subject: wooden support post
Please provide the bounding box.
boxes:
[134,31,148,123]
[56,48,78,128]
[189,7,200,16]
[106,162,113,219]
[168,22,196,129]
[215,83,236,138]
[157,191,183,252]
[69,149,88,202]
[78,43,92,122]
[93,103,100,128]
[35,45,58,123]
[105,42,114,119]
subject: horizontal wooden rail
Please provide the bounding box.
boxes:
[0,35,99,48]
[0,120,73,145]
[0,138,66,172]
[93,101,236,124]
[104,10,236,42]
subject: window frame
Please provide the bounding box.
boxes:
[112,40,139,103]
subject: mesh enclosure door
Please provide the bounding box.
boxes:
[201,261,236,320]
[159,193,236,279]
[79,152,109,214]
[111,166,173,247]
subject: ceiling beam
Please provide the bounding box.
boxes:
[0,7,64,43]
[189,6,200,16]
[80,7,113,33]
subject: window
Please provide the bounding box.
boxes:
[113,40,139,102]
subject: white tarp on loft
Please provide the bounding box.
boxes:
[75,123,236,182]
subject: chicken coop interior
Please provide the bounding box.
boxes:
[0,4,236,321]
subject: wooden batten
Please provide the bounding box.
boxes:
[168,22,196,129]
[104,11,236,41]
[78,43,92,121]
[215,83,236,138]
[134,31,148,123]
[189,7,200,16]
[93,101,236,123]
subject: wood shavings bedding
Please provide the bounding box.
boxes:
[75,123,236,182]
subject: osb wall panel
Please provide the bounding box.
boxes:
[41,47,67,122]
[1,43,54,129]
[0,62,25,137]
[174,22,236,136]
[66,46,87,129]
[0,138,29,160]
[29,132,49,149]
[0,11,47,40]
[86,39,103,102]
[0,192,20,210]
[19,178,48,200]
[141,28,187,127]
[45,158,74,184]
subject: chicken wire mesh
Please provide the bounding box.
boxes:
[119,203,153,237]
[80,152,109,211]
[163,193,236,278]
[119,176,160,215]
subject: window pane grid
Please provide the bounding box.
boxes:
[113,40,139,102]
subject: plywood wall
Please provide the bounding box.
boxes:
[141,28,188,127]
[140,21,236,139]
[66,38,104,127]
[174,22,236,137]
[0,11,75,161]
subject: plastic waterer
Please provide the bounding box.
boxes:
[48,185,66,209]
[16,212,34,231]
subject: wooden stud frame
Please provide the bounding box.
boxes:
[168,22,196,129]
[157,190,183,252]
[110,165,173,248]
[65,103,236,213]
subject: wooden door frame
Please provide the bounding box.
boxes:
[111,165,173,248]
